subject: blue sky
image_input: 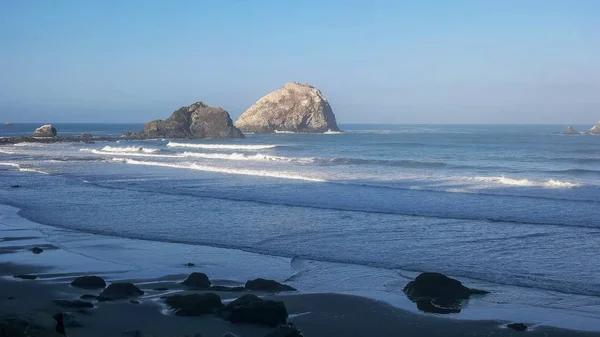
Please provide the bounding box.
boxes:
[1,0,598,124]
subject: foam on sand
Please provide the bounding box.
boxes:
[167,142,278,150]
[112,158,325,182]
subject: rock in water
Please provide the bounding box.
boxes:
[589,121,600,134]
[563,126,579,134]
[182,272,211,288]
[403,272,488,314]
[244,278,296,292]
[100,282,144,299]
[235,82,339,133]
[32,125,57,137]
[221,294,288,327]
[507,323,528,331]
[30,247,44,254]
[71,275,107,289]
[142,101,244,139]
[165,293,223,316]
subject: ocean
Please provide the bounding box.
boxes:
[1,123,600,329]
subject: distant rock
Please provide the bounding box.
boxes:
[220,294,288,327]
[563,126,579,135]
[245,278,296,292]
[589,121,600,134]
[403,272,488,314]
[235,82,339,133]
[71,276,106,289]
[165,293,223,316]
[30,247,43,254]
[507,323,528,331]
[100,282,144,299]
[182,272,211,289]
[32,125,57,138]
[142,101,244,139]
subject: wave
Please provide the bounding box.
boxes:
[466,176,580,188]
[18,167,49,174]
[324,130,343,134]
[274,130,296,134]
[545,169,600,176]
[181,152,315,163]
[0,162,20,167]
[0,149,16,154]
[13,142,45,147]
[166,142,278,150]
[84,149,175,158]
[319,157,448,168]
[112,158,326,182]
[100,146,160,153]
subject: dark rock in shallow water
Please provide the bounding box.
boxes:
[71,275,106,289]
[403,272,488,314]
[32,124,57,138]
[507,323,528,331]
[14,274,37,280]
[186,262,196,267]
[165,293,223,316]
[221,294,288,327]
[100,282,144,299]
[210,285,246,292]
[265,324,304,337]
[30,247,44,254]
[153,287,169,291]
[129,299,140,304]
[245,278,296,292]
[11,185,21,188]
[52,299,94,309]
[142,101,244,139]
[182,272,211,288]
[80,294,97,300]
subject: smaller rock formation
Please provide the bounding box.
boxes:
[507,323,528,331]
[403,272,488,314]
[32,125,57,138]
[142,101,244,139]
[245,278,296,292]
[563,126,579,135]
[235,82,339,133]
[220,294,288,327]
[52,300,94,309]
[165,293,223,316]
[182,272,211,289]
[30,247,44,254]
[589,121,600,134]
[71,276,106,289]
[99,282,144,299]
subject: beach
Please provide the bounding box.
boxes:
[0,204,598,337]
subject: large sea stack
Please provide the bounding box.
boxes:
[235,82,339,133]
[32,124,57,138]
[563,126,579,135]
[589,121,600,134]
[142,101,244,139]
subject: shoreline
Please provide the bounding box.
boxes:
[1,204,600,336]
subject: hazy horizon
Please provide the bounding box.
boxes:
[1,1,599,124]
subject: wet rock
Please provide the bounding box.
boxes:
[32,125,57,138]
[11,185,21,188]
[265,324,304,337]
[52,299,94,309]
[222,333,238,337]
[56,313,82,328]
[210,285,246,292]
[14,274,38,280]
[30,247,44,254]
[182,272,211,289]
[221,294,288,327]
[129,299,140,304]
[7,296,15,300]
[186,263,196,267]
[165,293,223,316]
[71,275,107,289]
[507,323,528,331]
[245,278,296,292]
[416,299,460,314]
[153,287,169,291]
[80,133,93,139]
[80,294,97,300]
[100,282,144,299]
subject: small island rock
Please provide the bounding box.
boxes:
[32,125,57,138]
[235,82,339,133]
[589,121,600,134]
[563,126,579,135]
[142,101,244,139]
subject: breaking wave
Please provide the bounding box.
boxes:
[100,146,160,153]
[166,142,278,150]
[466,176,580,188]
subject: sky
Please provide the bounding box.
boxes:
[0,0,599,124]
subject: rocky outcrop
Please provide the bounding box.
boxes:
[30,247,44,254]
[32,125,57,137]
[99,282,144,299]
[563,126,579,135]
[182,272,211,289]
[235,82,339,133]
[142,101,244,139]
[507,323,528,331]
[71,275,106,289]
[220,294,288,327]
[589,121,600,134]
[403,272,488,314]
[165,293,223,316]
[245,278,296,292]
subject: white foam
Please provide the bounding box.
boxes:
[0,149,16,154]
[113,158,326,182]
[0,162,20,167]
[100,146,160,153]
[274,130,296,134]
[467,176,580,189]
[13,142,45,147]
[18,167,49,174]
[182,152,315,164]
[324,129,343,134]
[167,142,278,150]
[85,149,174,158]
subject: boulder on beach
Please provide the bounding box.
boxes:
[245,278,296,292]
[71,275,107,289]
[403,272,488,314]
[563,126,579,135]
[234,82,339,134]
[30,247,44,254]
[182,272,211,289]
[589,121,600,134]
[99,282,144,299]
[165,293,223,316]
[221,294,288,327]
[142,101,244,139]
[32,125,57,138]
[507,323,528,331]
